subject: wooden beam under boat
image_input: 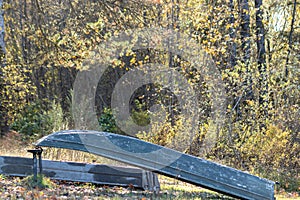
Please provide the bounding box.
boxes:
[0,155,160,191]
[35,130,275,200]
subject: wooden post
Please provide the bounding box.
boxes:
[37,148,43,174]
[27,148,43,182]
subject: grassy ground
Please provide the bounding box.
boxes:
[0,132,299,199]
[0,174,237,200]
[0,175,299,200]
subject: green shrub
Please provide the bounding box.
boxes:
[22,174,55,189]
[11,101,51,140]
[98,107,122,134]
[47,101,69,132]
[98,103,150,135]
[131,100,150,127]
[11,100,68,140]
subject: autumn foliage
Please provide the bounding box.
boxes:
[0,0,299,192]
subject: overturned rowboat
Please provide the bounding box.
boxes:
[35,130,275,200]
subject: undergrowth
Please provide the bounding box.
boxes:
[0,174,6,180]
[21,174,55,189]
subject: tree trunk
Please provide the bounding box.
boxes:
[0,0,4,54]
[229,0,237,68]
[239,0,250,66]
[0,0,9,135]
[255,0,268,117]
[285,0,297,77]
[235,0,251,119]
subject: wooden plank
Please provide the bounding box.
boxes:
[35,130,275,200]
[0,156,160,191]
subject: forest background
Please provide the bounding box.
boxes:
[0,0,299,192]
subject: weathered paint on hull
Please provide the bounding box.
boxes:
[35,130,275,200]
